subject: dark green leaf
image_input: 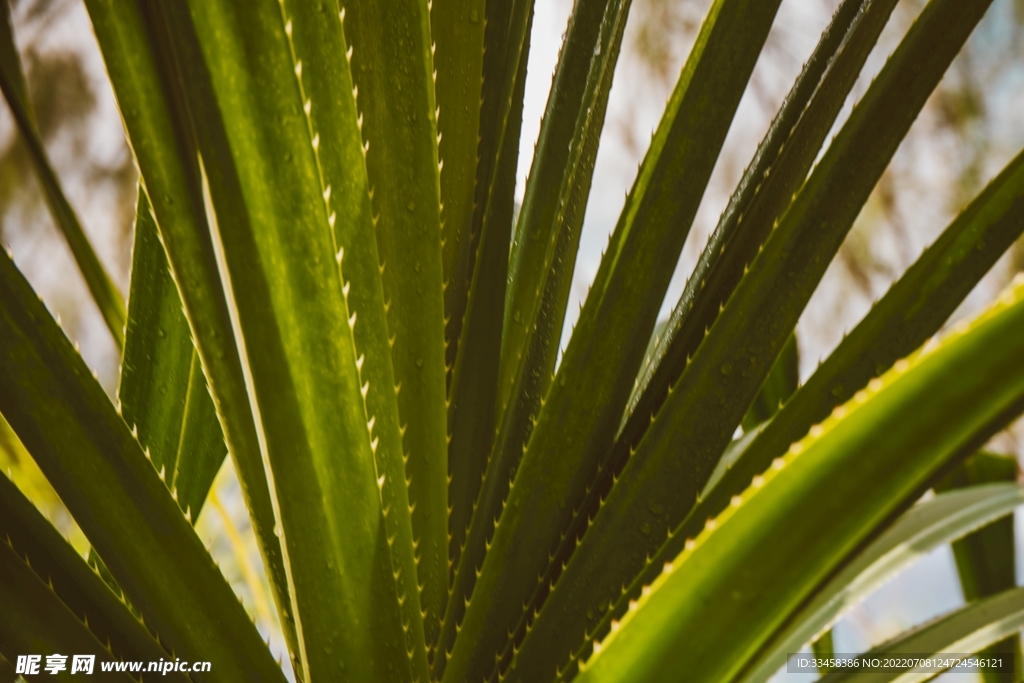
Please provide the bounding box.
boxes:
[445,3,531,587]
[531,6,997,677]
[0,248,284,682]
[573,278,1024,683]
[622,0,890,447]
[175,0,420,678]
[441,2,784,680]
[464,0,632,607]
[688,142,1024,582]
[342,5,450,653]
[84,0,297,660]
[120,188,224,521]
[432,0,486,362]
[286,0,432,670]
[510,3,894,668]
[444,0,534,375]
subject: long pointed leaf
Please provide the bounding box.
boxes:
[440,2,783,680]
[445,3,532,586]
[341,3,449,649]
[432,0,486,354]
[0,248,284,681]
[574,276,1024,683]
[285,0,431,672]
[464,0,631,601]
[120,188,224,521]
[444,0,536,582]
[438,6,526,581]
[440,6,520,577]
[445,0,535,592]
[173,0,416,679]
[498,0,630,416]
[83,0,297,660]
[485,0,649,670]
[0,2,125,348]
[445,0,534,375]
[622,0,885,440]
[683,143,1024,572]
[564,0,887,588]
[561,352,1024,683]
[532,5,996,676]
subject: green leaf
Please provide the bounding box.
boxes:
[440,2,784,680]
[506,3,895,671]
[83,0,297,660]
[431,0,486,352]
[740,482,1024,683]
[573,277,1024,683]
[341,3,450,652]
[0,540,138,683]
[0,473,176,666]
[936,452,1022,683]
[498,0,630,416]
[445,0,534,590]
[0,1,125,348]
[526,5,997,677]
[284,0,432,672]
[622,0,890,449]
[171,0,418,679]
[445,3,531,586]
[819,586,1024,683]
[120,188,224,521]
[0,250,284,681]
[167,355,224,522]
[683,142,1024,579]
[561,358,1024,683]
[441,0,524,581]
[445,0,534,375]
[464,0,631,601]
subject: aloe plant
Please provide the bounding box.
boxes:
[2,0,1024,681]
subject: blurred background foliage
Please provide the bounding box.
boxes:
[3,0,1024,678]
